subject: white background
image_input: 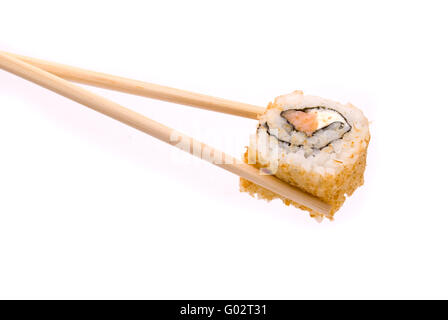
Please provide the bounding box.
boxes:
[0,0,447,299]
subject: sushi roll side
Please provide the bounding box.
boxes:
[240,90,370,221]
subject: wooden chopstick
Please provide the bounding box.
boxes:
[0,52,331,215]
[1,52,265,120]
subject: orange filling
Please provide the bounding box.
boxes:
[283,110,318,136]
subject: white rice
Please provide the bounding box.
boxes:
[255,90,370,176]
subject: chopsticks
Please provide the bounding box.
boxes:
[0,52,331,215]
[2,52,265,119]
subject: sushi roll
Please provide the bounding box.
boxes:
[240,90,370,221]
